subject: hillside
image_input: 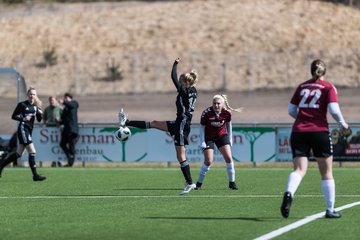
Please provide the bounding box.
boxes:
[0,0,360,96]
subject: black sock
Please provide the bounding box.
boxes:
[127,121,150,129]
[180,160,192,185]
[28,153,38,176]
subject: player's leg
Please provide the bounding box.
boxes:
[0,145,25,177]
[219,144,237,190]
[123,118,167,132]
[175,122,196,195]
[118,108,165,131]
[25,143,46,181]
[149,121,168,131]
[287,156,308,194]
[317,156,340,218]
[195,147,213,190]
[217,134,237,190]
[281,132,310,218]
[314,131,341,218]
[281,156,308,218]
[176,146,193,184]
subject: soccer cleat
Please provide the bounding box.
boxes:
[180,183,196,195]
[280,191,292,218]
[194,182,202,190]
[118,108,128,127]
[33,174,46,181]
[325,210,341,219]
[229,181,238,190]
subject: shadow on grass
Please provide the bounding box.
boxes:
[113,188,181,191]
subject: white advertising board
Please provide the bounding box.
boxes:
[31,126,276,163]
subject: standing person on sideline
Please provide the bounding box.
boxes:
[280,59,350,219]
[43,96,63,167]
[118,57,198,195]
[0,87,46,181]
[59,93,79,167]
[195,94,242,190]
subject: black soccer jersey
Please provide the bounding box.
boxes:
[12,100,42,129]
[171,62,197,122]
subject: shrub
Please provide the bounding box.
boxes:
[106,58,123,81]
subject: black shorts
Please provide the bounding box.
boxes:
[290,131,332,158]
[166,120,190,146]
[205,134,230,150]
[17,124,33,146]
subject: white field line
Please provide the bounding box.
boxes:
[0,194,359,199]
[253,201,360,240]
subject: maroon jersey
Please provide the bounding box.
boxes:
[290,78,338,132]
[201,107,231,139]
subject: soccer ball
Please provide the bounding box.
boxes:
[115,126,131,141]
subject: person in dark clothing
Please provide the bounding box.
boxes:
[59,93,79,167]
[0,87,46,181]
[118,57,198,195]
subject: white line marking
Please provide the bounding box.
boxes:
[254,201,360,240]
[0,194,359,199]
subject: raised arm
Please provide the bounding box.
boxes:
[171,57,181,90]
[63,100,78,109]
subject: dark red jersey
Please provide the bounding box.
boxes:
[290,78,338,132]
[201,107,231,139]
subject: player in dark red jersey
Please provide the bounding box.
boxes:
[281,59,350,219]
[0,87,46,181]
[118,57,198,195]
[195,95,242,190]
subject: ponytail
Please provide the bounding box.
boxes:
[221,95,243,113]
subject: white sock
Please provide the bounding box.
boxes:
[321,179,335,211]
[226,162,235,182]
[286,172,302,197]
[197,163,211,183]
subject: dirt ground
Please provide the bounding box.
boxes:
[1,87,359,135]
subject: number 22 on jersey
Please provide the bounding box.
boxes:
[299,89,321,108]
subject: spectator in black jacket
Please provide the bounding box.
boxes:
[59,93,79,167]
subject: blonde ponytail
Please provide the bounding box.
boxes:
[221,95,243,113]
[33,97,42,108]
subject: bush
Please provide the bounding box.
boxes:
[42,46,58,67]
[106,58,123,82]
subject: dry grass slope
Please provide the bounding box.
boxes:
[0,0,360,96]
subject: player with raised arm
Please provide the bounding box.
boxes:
[0,87,46,181]
[118,57,198,195]
[281,59,350,219]
[195,94,243,190]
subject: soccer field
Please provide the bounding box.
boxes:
[0,167,359,240]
